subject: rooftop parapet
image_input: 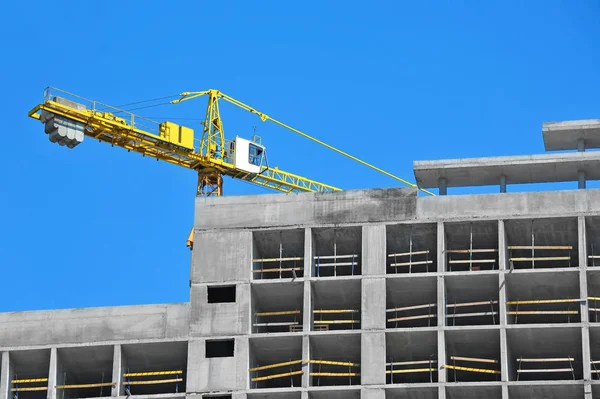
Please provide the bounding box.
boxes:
[413,152,600,194]
[543,119,600,151]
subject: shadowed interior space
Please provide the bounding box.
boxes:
[445,221,498,272]
[445,329,501,382]
[587,217,600,267]
[9,349,51,399]
[386,223,437,274]
[251,281,304,333]
[587,270,600,322]
[312,279,361,331]
[446,384,502,399]
[56,346,114,398]
[248,336,302,389]
[386,386,438,399]
[312,227,362,277]
[505,218,579,270]
[253,229,305,280]
[386,330,437,384]
[509,383,584,399]
[506,326,582,381]
[309,334,360,387]
[506,270,581,324]
[588,327,600,378]
[308,389,360,399]
[445,273,499,326]
[247,393,301,399]
[386,276,437,328]
[121,341,188,395]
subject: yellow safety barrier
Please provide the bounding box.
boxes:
[124,379,182,385]
[255,310,301,317]
[443,365,500,374]
[249,360,303,372]
[310,372,360,377]
[12,378,48,384]
[313,309,359,314]
[306,360,360,367]
[123,370,182,377]
[251,371,303,382]
[56,382,116,389]
[507,299,582,305]
[386,368,436,374]
[11,387,48,392]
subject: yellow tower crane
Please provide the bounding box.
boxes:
[28,87,432,249]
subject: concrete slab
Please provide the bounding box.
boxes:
[413,152,600,189]
[542,119,600,151]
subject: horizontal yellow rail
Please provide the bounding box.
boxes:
[443,365,500,374]
[313,309,359,314]
[11,387,48,392]
[56,382,115,389]
[508,311,578,315]
[507,299,582,305]
[314,320,360,324]
[12,378,48,383]
[510,257,570,262]
[450,356,497,364]
[124,378,182,385]
[386,368,436,374]
[307,360,359,367]
[252,267,302,273]
[589,297,600,301]
[446,249,498,253]
[508,245,572,250]
[123,370,182,377]
[255,310,301,317]
[249,360,303,372]
[388,250,430,257]
[310,372,359,377]
[251,371,303,382]
[519,357,574,362]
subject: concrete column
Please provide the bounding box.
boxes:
[362,278,386,330]
[579,170,587,189]
[498,219,510,383]
[235,337,249,390]
[579,216,592,382]
[439,178,447,196]
[439,385,446,399]
[578,138,586,152]
[502,384,509,399]
[361,387,385,399]
[362,224,386,276]
[185,340,203,393]
[361,332,386,385]
[500,175,507,193]
[47,348,58,399]
[0,352,9,399]
[437,222,447,383]
[111,345,124,396]
[304,228,312,278]
[301,335,310,388]
[303,280,312,333]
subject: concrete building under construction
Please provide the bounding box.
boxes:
[3,119,600,399]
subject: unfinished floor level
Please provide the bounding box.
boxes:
[5,118,600,399]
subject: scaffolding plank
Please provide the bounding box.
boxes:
[517,368,573,373]
[509,257,571,262]
[387,303,436,313]
[443,365,499,374]
[251,371,303,382]
[255,310,301,316]
[249,360,303,372]
[387,360,437,366]
[446,249,498,254]
[306,360,360,367]
[446,311,498,318]
[390,260,433,267]
[386,368,436,374]
[518,357,574,362]
[508,311,578,315]
[507,299,583,305]
[56,383,115,389]
[447,300,498,308]
[448,259,496,264]
[124,378,183,385]
[313,309,359,314]
[388,314,436,322]
[508,245,572,250]
[310,372,359,377]
[450,356,498,364]
[123,370,182,377]
[253,257,303,262]
[253,322,300,327]
[388,250,430,257]
[252,267,303,273]
[314,320,360,324]
[11,378,48,383]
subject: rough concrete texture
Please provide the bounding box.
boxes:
[5,187,600,399]
[543,119,600,151]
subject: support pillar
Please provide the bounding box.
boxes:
[304,228,312,278]
[579,170,587,189]
[47,348,57,399]
[438,178,447,196]
[580,216,592,382]
[579,138,586,152]
[111,345,124,396]
[301,335,310,388]
[0,352,9,399]
[437,222,447,384]
[498,221,509,382]
[500,175,506,193]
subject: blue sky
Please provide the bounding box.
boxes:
[1,1,600,311]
